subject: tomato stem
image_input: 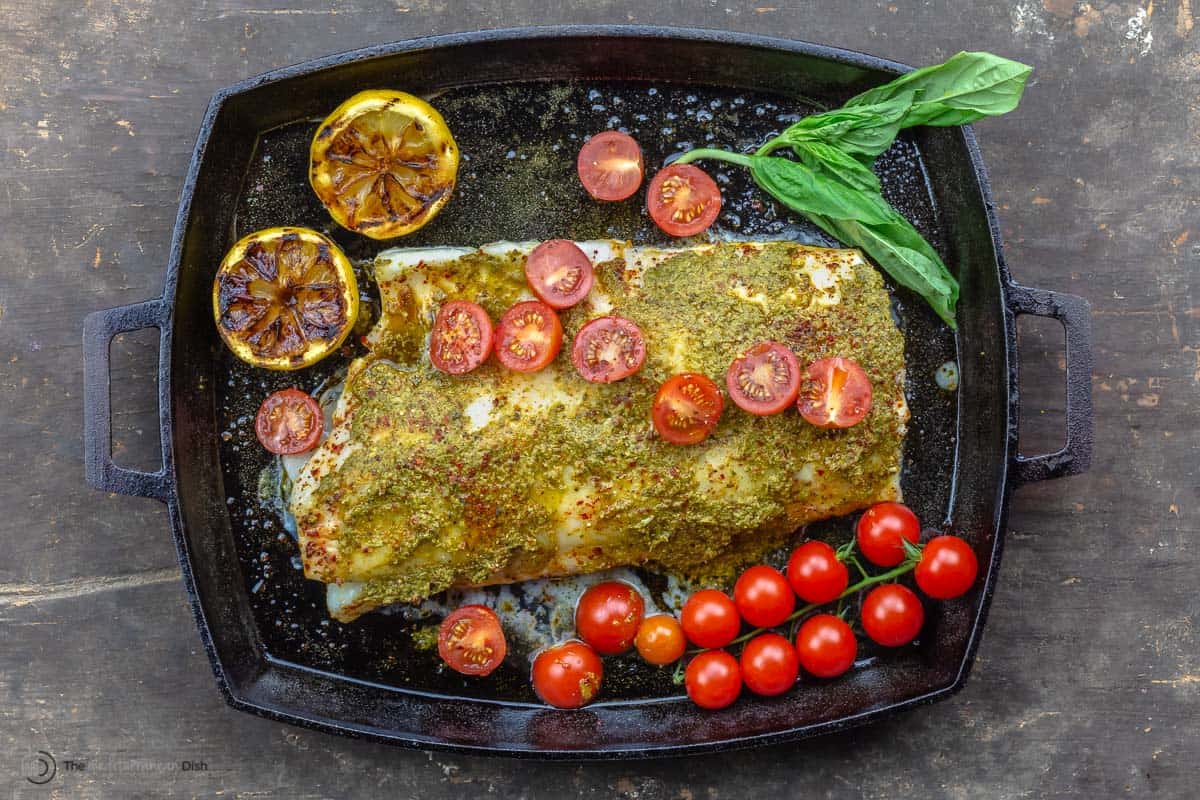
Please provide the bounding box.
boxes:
[672,148,753,168]
[849,555,871,582]
[687,559,918,654]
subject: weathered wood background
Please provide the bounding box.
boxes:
[1,1,1196,797]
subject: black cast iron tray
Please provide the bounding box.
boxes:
[82,26,1092,757]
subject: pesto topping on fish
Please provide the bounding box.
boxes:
[292,242,906,611]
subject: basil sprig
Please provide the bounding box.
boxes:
[675,51,1032,328]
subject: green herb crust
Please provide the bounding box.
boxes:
[291,241,907,619]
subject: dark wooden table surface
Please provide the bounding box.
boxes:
[1,1,1195,797]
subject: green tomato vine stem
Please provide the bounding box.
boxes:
[684,558,918,656]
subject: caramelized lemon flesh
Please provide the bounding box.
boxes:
[212,227,359,371]
[309,90,459,240]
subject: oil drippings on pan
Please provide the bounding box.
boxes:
[217,81,958,704]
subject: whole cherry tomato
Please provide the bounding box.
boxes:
[684,650,742,710]
[786,541,850,604]
[861,584,925,647]
[680,589,741,649]
[915,535,979,599]
[575,581,645,655]
[856,502,921,567]
[531,641,604,708]
[795,614,857,679]
[740,633,799,696]
[733,565,795,628]
[635,614,687,666]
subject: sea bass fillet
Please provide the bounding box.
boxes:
[289,240,908,622]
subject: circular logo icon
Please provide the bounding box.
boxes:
[23,750,56,785]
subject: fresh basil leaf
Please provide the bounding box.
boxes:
[749,154,958,325]
[845,51,1032,128]
[778,98,909,158]
[792,140,881,193]
[809,212,958,327]
[750,156,892,225]
[686,51,1032,325]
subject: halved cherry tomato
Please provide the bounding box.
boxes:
[646,164,722,237]
[856,502,921,568]
[524,240,594,310]
[577,131,644,201]
[915,535,979,599]
[255,389,323,455]
[740,633,799,696]
[726,342,801,415]
[733,565,795,629]
[685,649,742,710]
[797,357,873,429]
[861,584,924,647]
[495,300,563,372]
[429,300,493,374]
[652,373,724,445]
[795,614,857,679]
[681,589,741,649]
[635,614,687,666]
[531,641,603,708]
[437,605,507,677]
[572,316,646,383]
[575,581,645,655]
[786,541,850,604]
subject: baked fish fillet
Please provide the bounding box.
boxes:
[289,240,908,622]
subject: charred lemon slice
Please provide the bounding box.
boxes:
[309,90,459,239]
[212,227,359,371]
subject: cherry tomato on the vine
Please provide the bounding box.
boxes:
[915,535,979,599]
[795,614,857,679]
[856,502,921,567]
[861,584,924,647]
[531,641,603,708]
[786,541,850,604]
[635,614,687,666]
[680,589,741,649]
[685,649,742,710]
[733,565,795,628]
[575,581,645,655]
[740,633,799,696]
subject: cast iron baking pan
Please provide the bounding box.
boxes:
[82,26,1093,757]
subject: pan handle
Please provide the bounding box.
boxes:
[1005,284,1093,486]
[83,298,171,503]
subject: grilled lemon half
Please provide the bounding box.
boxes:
[212,227,359,371]
[309,90,459,240]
